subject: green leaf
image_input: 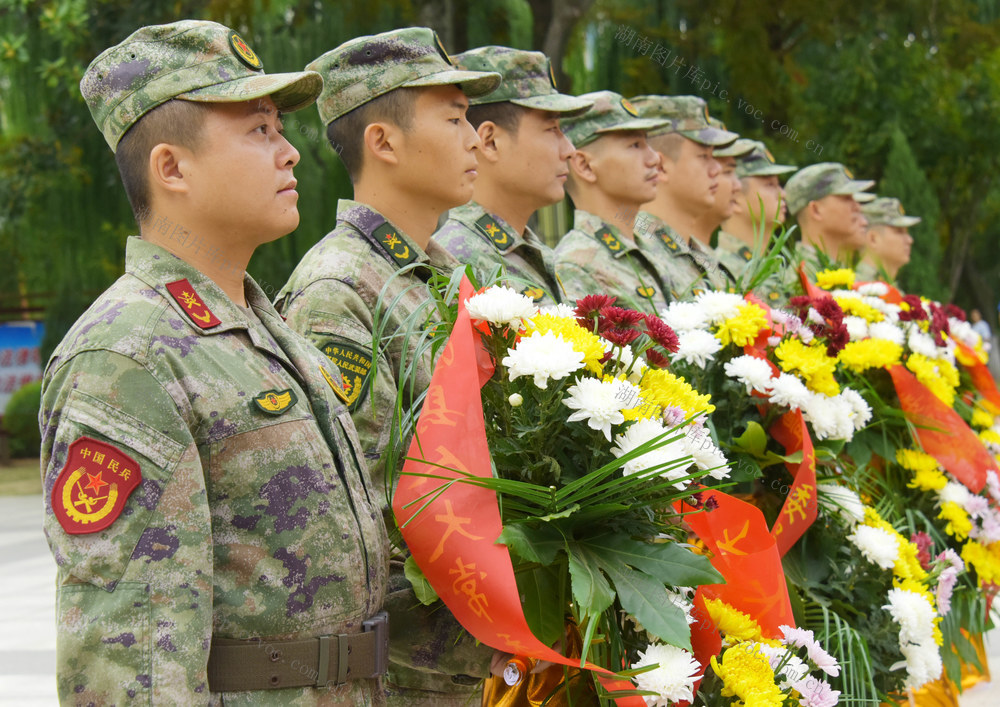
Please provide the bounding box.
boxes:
[517,565,566,647]
[567,548,615,618]
[733,421,768,456]
[496,523,564,565]
[404,555,439,605]
[601,563,692,651]
[587,534,723,587]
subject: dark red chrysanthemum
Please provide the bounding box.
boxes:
[825,325,850,357]
[599,305,646,331]
[644,314,680,353]
[574,294,617,331]
[603,327,642,347]
[944,304,967,322]
[911,531,934,570]
[645,349,670,369]
[814,297,845,328]
[898,295,927,322]
[704,496,719,512]
[928,303,951,346]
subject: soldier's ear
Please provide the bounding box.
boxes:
[149,142,190,196]
[362,121,399,168]
[568,149,598,184]
[476,121,502,164]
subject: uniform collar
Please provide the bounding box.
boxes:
[635,212,692,256]
[451,201,544,252]
[337,199,433,269]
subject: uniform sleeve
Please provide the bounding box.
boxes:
[40,350,214,704]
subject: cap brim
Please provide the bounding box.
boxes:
[833,178,875,197]
[402,69,501,98]
[595,117,670,135]
[852,191,877,203]
[179,70,323,113]
[676,126,740,147]
[715,142,754,158]
[738,164,797,177]
[888,216,922,227]
[508,93,594,116]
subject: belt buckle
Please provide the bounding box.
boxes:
[362,611,389,676]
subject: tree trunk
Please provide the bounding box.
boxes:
[527,0,596,91]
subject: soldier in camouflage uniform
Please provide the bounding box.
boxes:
[629,95,738,296]
[857,197,921,283]
[554,91,670,312]
[717,139,797,302]
[784,162,874,277]
[432,47,592,305]
[42,20,390,704]
[274,28,500,705]
[691,118,753,248]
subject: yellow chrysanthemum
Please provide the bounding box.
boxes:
[971,407,996,430]
[775,338,840,396]
[715,302,769,347]
[838,339,903,373]
[862,507,928,582]
[524,313,605,375]
[835,296,884,323]
[710,644,785,707]
[638,367,715,416]
[906,354,959,407]
[962,541,1000,585]
[939,501,973,541]
[908,467,948,493]
[980,429,1000,448]
[703,599,764,643]
[896,448,940,474]
[815,268,856,290]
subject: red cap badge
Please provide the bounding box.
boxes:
[51,436,143,535]
[166,279,221,329]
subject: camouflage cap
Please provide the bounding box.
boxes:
[630,94,738,147]
[784,162,875,216]
[454,46,592,115]
[561,90,668,147]
[81,20,323,152]
[307,27,501,125]
[736,140,797,178]
[710,122,752,158]
[853,191,877,203]
[862,197,921,227]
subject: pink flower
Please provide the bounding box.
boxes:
[780,625,841,677]
[793,675,841,707]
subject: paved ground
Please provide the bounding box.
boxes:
[1,494,999,705]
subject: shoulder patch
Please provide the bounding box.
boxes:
[52,436,142,535]
[768,291,781,301]
[474,214,515,252]
[319,341,372,411]
[253,388,297,415]
[595,227,624,254]
[371,223,418,267]
[738,246,753,261]
[656,228,681,253]
[165,279,221,329]
[636,285,657,299]
[521,286,545,302]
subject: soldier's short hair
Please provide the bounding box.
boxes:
[115,99,212,224]
[465,101,526,135]
[326,88,418,184]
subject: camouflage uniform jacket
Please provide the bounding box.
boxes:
[555,209,669,313]
[634,212,733,297]
[40,236,389,705]
[854,260,885,284]
[433,202,561,305]
[716,229,785,306]
[275,200,492,703]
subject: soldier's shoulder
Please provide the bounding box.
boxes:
[554,228,595,257]
[432,216,481,253]
[288,223,372,288]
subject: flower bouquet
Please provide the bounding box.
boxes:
[391,279,736,704]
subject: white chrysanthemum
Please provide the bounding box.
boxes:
[724,355,774,394]
[884,587,943,688]
[939,481,972,508]
[897,640,944,689]
[503,331,583,390]
[848,524,899,569]
[611,418,691,487]
[675,329,723,368]
[802,393,854,441]
[465,285,537,328]
[564,377,636,441]
[682,427,731,480]
[948,319,978,349]
[665,589,697,625]
[631,643,702,705]
[536,302,577,319]
[766,373,812,410]
[868,321,906,345]
[838,387,872,432]
[907,326,940,358]
[817,483,865,526]
[857,282,889,296]
[694,291,744,324]
[659,301,709,331]
[843,315,869,341]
